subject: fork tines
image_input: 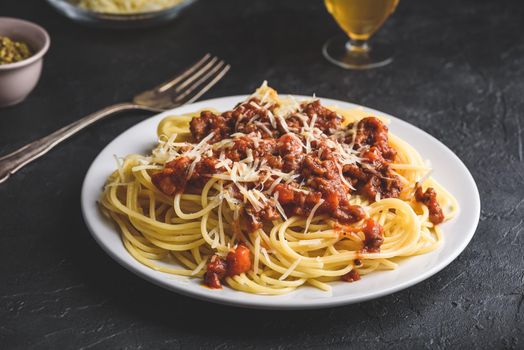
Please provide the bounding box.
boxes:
[158,54,230,106]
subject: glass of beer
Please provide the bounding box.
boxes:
[323,0,399,69]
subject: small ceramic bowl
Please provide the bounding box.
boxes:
[0,17,50,107]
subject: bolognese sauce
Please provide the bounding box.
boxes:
[204,243,252,288]
[415,185,445,225]
[149,96,444,288]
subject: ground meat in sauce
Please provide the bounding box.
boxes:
[153,98,401,235]
[151,156,191,195]
[204,255,227,289]
[204,244,252,289]
[245,203,280,231]
[189,157,218,187]
[415,185,445,225]
[343,117,402,201]
[362,218,384,252]
[301,100,342,134]
[335,219,385,253]
[233,99,280,137]
[353,117,396,161]
[190,110,232,143]
[277,133,302,156]
[150,156,218,195]
[341,269,361,282]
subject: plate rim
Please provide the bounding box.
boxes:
[81,95,481,310]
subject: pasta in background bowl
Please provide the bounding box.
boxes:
[74,0,185,14]
[46,0,197,28]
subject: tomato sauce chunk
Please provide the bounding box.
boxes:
[226,243,252,276]
[362,218,384,252]
[415,185,445,225]
[341,269,361,282]
[204,255,228,289]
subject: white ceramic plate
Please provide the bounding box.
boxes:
[81,96,480,310]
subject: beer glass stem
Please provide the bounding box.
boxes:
[323,35,393,69]
[346,39,370,53]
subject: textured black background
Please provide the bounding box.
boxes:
[1,0,523,349]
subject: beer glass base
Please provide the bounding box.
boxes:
[323,35,393,70]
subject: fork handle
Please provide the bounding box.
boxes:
[0,102,151,184]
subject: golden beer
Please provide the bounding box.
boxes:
[324,0,399,41]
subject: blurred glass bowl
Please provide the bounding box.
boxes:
[46,0,197,28]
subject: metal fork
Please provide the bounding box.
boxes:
[0,54,230,184]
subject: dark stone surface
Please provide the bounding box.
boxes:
[0,0,523,348]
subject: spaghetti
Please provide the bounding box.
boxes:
[100,83,458,295]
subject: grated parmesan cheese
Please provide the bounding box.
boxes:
[298,239,322,246]
[279,257,302,280]
[304,199,324,234]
